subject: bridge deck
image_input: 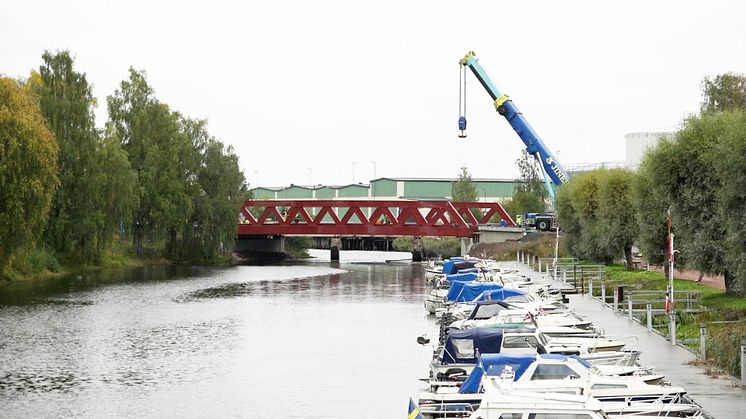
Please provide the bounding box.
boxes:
[239,200,514,237]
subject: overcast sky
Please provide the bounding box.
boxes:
[2,1,744,188]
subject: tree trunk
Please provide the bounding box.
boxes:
[624,246,634,270]
[134,223,144,257]
[723,269,742,296]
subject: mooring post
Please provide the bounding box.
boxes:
[741,337,746,386]
[516,251,519,264]
[412,236,423,262]
[646,304,652,331]
[600,282,606,307]
[330,237,341,262]
[628,297,633,321]
[699,322,707,361]
[670,313,677,346]
[588,274,592,297]
[538,258,542,272]
[613,287,619,312]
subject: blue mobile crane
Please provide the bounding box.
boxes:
[458,51,568,231]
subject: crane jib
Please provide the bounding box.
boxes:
[460,52,567,188]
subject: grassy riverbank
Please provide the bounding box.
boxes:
[1,240,171,283]
[595,264,746,377]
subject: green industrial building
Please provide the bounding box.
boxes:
[251,177,521,202]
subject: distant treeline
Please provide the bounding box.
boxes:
[0,51,248,279]
[557,73,746,296]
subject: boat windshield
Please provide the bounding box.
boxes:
[472,304,505,320]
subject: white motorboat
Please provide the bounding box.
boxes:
[428,327,641,385]
[421,366,611,419]
[452,308,595,331]
[421,354,686,419]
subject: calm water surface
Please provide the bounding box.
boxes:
[0,250,437,418]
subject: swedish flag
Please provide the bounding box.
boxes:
[408,398,424,419]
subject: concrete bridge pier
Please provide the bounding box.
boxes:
[412,237,423,262]
[330,237,342,261]
[234,235,287,262]
[461,237,474,256]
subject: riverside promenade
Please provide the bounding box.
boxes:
[566,292,746,418]
[503,261,746,418]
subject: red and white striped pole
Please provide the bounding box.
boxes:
[667,208,676,345]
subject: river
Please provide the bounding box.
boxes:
[0,250,437,418]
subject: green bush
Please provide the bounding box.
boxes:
[708,323,746,376]
[285,237,311,258]
[30,248,61,273]
[393,237,461,259]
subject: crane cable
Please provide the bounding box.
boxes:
[458,65,466,118]
[458,65,467,137]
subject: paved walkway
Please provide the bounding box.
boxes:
[568,293,746,418]
[503,261,745,418]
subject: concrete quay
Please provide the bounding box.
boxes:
[505,261,746,418]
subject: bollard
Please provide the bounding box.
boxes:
[670,313,677,346]
[562,269,567,283]
[516,251,520,264]
[699,323,707,361]
[538,259,542,272]
[741,337,746,386]
[601,283,606,306]
[646,304,652,331]
[546,264,550,275]
[588,278,593,297]
[628,298,633,321]
[613,287,619,312]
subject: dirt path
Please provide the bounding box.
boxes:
[643,265,725,290]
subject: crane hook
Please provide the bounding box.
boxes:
[458,64,467,138]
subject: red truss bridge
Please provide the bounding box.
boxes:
[238,200,515,238]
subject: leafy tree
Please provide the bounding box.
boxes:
[557,170,616,263]
[107,69,193,256]
[108,69,245,262]
[634,146,673,274]
[38,51,100,261]
[504,150,548,218]
[0,77,59,273]
[452,166,478,202]
[555,180,583,257]
[712,110,746,295]
[597,168,638,268]
[38,51,137,263]
[653,113,732,292]
[701,73,746,113]
[172,120,245,261]
[452,166,480,219]
[92,135,139,250]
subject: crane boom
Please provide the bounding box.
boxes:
[459,51,568,199]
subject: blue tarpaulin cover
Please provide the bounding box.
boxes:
[447,282,505,302]
[459,354,538,393]
[473,287,527,302]
[442,259,476,274]
[443,274,478,299]
[458,354,589,394]
[442,328,505,364]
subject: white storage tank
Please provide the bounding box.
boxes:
[625,132,673,170]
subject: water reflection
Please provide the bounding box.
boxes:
[0,253,437,418]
